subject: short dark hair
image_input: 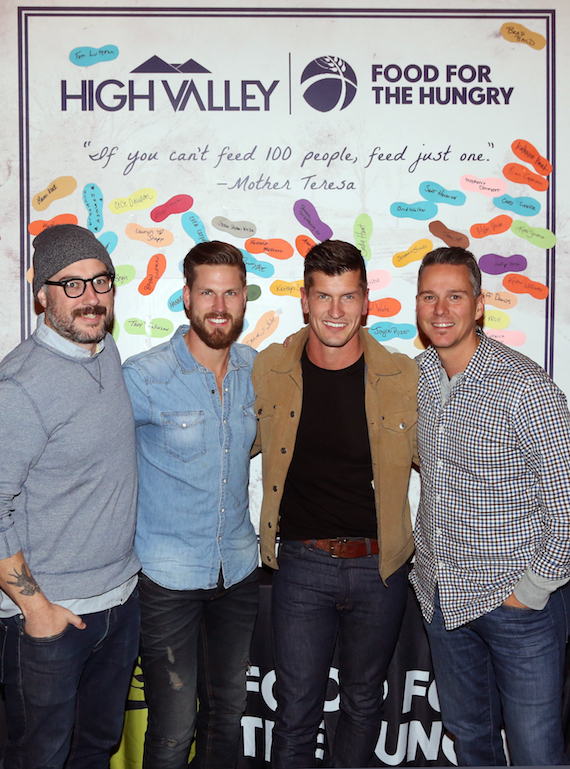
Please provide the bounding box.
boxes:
[304,240,367,292]
[183,241,246,288]
[418,247,482,298]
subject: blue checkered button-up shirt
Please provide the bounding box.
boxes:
[410,329,570,629]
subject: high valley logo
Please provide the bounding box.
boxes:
[61,54,279,112]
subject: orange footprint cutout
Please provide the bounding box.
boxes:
[139,254,167,296]
[368,298,401,318]
[502,273,548,300]
[511,140,552,176]
[503,163,549,192]
[296,235,316,257]
[470,216,512,239]
[245,238,294,260]
[28,214,78,235]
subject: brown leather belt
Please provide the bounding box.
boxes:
[301,538,379,558]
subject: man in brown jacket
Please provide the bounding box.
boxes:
[252,240,418,768]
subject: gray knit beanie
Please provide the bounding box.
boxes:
[33,224,115,297]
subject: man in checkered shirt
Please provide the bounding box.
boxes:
[410,246,570,766]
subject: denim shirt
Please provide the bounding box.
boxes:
[123,326,258,591]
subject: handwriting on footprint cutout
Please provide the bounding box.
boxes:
[479,253,527,275]
[460,175,508,198]
[482,289,518,310]
[368,298,401,318]
[242,310,281,349]
[502,273,549,300]
[392,239,433,268]
[369,322,416,341]
[126,224,174,248]
[242,251,274,279]
[212,216,256,238]
[293,199,333,241]
[503,164,549,192]
[367,270,391,291]
[139,254,167,296]
[486,329,526,347]
[28,214,78,235]
[390,201,438,220]
[270,280,304,298]
[511,220,556,249]
[109,188,157,214]
[114,265,136,288]
[484,310,510,330]
[151,195,193,223]
[182,212,210,244]
[419,182,466,206]
[470,216,512,239]
[33,176,77,212]
[124,318,174,338]
[493,194,540,217]
[83,183,104,233]
[168,289,185,313]
[354,214,373,261]
[69,45,119,66]
[245,238,294,260]
[429,221,469,249]
[511,140,552,176]
[500,23,546,51]
[296,235,316,257]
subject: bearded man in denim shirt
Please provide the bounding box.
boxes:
[123,242,258,769]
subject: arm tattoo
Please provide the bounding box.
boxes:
[7,564,41,596]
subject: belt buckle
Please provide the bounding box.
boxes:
[329,538,349,558]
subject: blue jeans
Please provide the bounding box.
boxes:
[426,586,569,766]
[271,540,408,769]
[0,588,140,769]
[138,569,259,769]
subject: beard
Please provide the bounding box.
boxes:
[190,310,244,350]
[45,302,113,346]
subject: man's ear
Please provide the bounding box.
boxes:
[300,286,309,315]
[475,292,485,322]
[37,286,48,310]
[183,285,191,313]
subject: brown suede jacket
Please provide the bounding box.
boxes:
[252,326,418,582]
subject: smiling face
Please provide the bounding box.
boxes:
[416,263,485,374]
[184,264,247,351]
[37,258,114,353]
[300,269,368,368]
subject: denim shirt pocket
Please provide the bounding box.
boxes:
[161,411,206,463]
[242,401,257,448]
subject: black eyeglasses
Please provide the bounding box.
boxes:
[44,274,115,299]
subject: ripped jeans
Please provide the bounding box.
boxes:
[138,569,259,769]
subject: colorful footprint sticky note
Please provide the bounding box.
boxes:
[138,254,167,296]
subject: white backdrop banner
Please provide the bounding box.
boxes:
[17,6,559,372]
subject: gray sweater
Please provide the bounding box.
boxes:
[0,328,140,601]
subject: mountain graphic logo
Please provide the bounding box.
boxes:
[301,56,357,112]
[131,56,211,74]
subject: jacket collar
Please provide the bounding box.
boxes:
[270,326,405,377]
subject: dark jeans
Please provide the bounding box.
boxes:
[0,588,140,769]
[426,586,569,766]
[271,540,408,769]
[138,569,259,769]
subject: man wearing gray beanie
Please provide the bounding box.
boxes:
[0,224,141,768]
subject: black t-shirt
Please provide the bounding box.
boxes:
[278,348,377,539]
